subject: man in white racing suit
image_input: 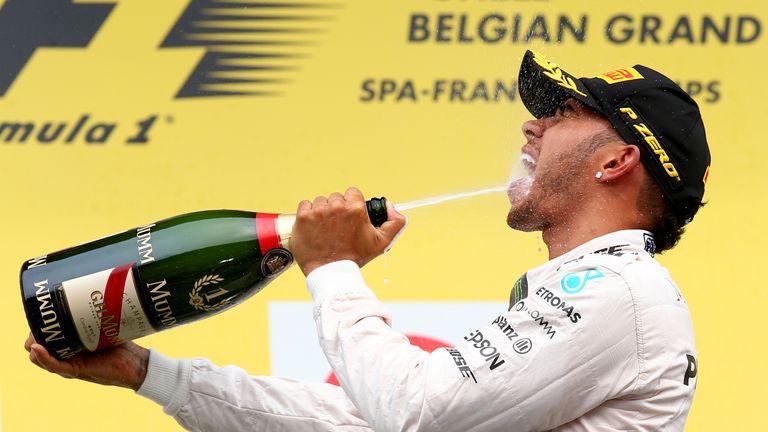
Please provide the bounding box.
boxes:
[25,50,709,431]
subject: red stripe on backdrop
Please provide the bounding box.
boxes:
[256,213,280,254]
[96,263,133,350]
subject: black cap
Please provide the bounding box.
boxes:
[518,50,711,225]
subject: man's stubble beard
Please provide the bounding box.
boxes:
[506,166,585,232]
[506,137,600,232]
[506,184,546,232]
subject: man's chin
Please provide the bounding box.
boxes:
[506,176,540,230]
[506,210,542,232]
[506,197,546,232]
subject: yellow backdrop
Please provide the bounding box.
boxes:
[1,0,765,430]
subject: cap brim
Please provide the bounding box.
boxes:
[518,50,601,118]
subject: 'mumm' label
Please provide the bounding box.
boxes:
[33,280,69,351]
[136,223,156,264]
[147,279,178,329]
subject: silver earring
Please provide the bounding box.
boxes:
[595,171,603,180]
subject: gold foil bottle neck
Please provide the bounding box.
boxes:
[276,214,296,250]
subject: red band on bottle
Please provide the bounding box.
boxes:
[96,263,133,350]
[255,213,280,254]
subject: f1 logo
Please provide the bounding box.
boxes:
[0,0,114,96]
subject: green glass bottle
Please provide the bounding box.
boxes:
[21,198,389,359]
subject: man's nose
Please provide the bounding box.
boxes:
[522,118,544,141]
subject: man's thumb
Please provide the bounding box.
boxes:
[380,201,408,251]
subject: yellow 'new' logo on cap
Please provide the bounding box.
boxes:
[597,67,644,84]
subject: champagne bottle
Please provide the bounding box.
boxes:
[21,198,389,359]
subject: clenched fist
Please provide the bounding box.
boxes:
[290,187,407,276]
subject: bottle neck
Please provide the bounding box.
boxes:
[276,214,296,250]
[268,197,386,252]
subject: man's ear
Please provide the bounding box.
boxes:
[596,145,641,182]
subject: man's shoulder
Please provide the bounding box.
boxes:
[521,240,687,332]
[555,248,692,331]
[556,242,676,288]
[539,247,684,319]
[548,246,644,299]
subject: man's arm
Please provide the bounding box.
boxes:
[25,334,373,431]
[137,349,372,431]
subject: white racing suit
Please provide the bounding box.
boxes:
[137,230,698,431]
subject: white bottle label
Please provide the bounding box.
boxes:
[62,263,154,351]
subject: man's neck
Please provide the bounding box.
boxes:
[541,212,642,260]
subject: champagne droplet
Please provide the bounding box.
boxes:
[383,252,389,285]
